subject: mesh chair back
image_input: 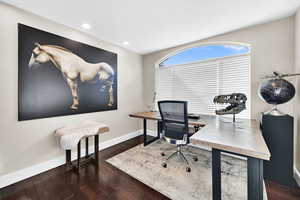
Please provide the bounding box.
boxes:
[158,101,188,140]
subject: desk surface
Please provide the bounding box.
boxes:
[129,111,206,127]
[129,111,270,160]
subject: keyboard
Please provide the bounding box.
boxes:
[188,113,200,119]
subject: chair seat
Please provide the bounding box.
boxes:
[163,125,199,145]
[164,136,187,145]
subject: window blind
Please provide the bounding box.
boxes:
[156,54,251,118]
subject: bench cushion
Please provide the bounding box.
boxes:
[54,121,109,150]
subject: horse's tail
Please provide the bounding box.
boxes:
[98,62,114,81]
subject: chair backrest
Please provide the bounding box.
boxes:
[158,100,188,141]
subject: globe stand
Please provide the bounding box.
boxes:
[264,105,286,116]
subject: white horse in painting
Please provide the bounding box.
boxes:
[28,43,115,110]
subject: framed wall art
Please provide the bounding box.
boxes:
[18,24,118,121]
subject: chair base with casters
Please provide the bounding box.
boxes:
[160,137,198,172]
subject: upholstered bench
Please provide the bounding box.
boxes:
[54,121,109,172]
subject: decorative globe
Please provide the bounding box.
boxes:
[258,78,295,105]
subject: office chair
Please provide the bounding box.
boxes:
[158,100,198,172]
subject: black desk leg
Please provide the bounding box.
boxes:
[212,148,221,200]
[157,120,162,139]
[248,157,263,200]
[143,119,160,146]
[143,119,147,146]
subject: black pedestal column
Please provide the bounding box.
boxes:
[261,114,298,187]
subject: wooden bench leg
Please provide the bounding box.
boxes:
[77,141,81,172]
[94,134,99,164]
[66,150,71,168]
[65,136,100,173]
[85,137,89,158]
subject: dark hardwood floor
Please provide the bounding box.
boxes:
[1,136,300,200]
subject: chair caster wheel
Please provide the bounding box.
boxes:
[162,163,167,168]
[193,157,198,162]
[161,152,165,156]
[186,167,191,172]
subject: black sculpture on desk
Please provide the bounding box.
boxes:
[259,71,299,115]
[213,93,247,122]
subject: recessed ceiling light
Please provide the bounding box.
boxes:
[122,41,130,46]
[81,23,91,30]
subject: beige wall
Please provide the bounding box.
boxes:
[0,3,143,176]
[143,17,295,119]
[294,9,300,171]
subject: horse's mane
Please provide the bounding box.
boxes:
[43,45,73,54]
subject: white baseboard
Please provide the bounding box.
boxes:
[0,130,142,189]
[294,166,300,187]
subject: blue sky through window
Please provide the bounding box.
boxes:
[160,45,249,66]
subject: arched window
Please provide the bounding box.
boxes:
[156,43,251,118]
[160,44,250,66]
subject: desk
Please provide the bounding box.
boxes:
[129,111,205,146]
[129,112,270,200]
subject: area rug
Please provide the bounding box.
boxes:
[106,140,267,200]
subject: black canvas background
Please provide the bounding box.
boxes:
[18,24,118,121]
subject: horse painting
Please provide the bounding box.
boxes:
[28,43,115,110]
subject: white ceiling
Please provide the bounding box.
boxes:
[3,0,300,54]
